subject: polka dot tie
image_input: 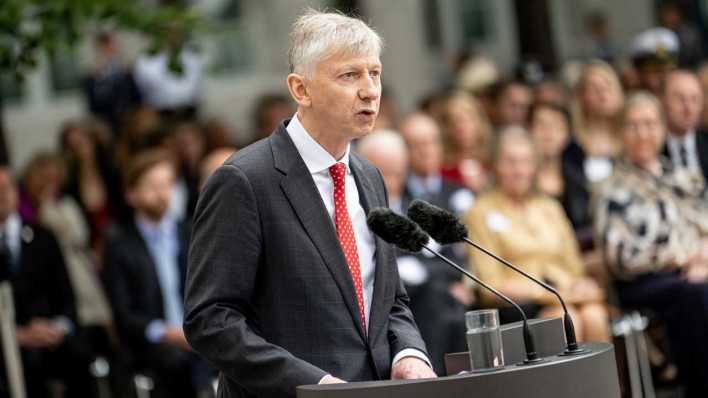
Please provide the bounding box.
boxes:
[329,162,367,333]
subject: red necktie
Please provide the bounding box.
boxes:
[329,162,367,332]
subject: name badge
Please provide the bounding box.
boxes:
[486,211,510,232]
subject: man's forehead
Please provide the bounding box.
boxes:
[321,51,381,70]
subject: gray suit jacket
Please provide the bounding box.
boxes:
[184,121,428,398]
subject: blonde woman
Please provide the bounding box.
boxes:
[563,60,624,250]
[438,92,492,192]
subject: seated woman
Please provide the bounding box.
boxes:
[465,127,609,342]
[593,92,708,397]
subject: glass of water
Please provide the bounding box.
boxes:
[465,309,505,372]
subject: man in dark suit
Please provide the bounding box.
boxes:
[103,149,209,398]
[184,10,434,398]
[0,167,95,398]
[661,69,708,183]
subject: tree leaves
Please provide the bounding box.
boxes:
[0,0,202,76]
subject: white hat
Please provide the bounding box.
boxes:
[630,27,679,61]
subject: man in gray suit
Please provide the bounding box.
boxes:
[184,10,435,398]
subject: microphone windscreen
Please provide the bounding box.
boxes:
[366,208,429,252]
[407,199,468,244]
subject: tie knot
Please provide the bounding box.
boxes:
[329,162,347,181]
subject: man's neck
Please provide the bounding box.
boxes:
[669,126,694,138]
[298,110,349,160]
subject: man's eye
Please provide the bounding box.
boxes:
[370,70,380,78]
[342,72,356,79]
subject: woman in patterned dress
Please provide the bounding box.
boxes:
[593,91,708,398]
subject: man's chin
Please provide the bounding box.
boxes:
[143,209,169,222]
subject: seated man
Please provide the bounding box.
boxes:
[0,166,96,398]
[103,149,210,398]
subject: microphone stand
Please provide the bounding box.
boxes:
[420,244,543,365]
[463,237,586,355]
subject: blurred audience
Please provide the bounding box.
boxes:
[357,130,469,374]
[466,128,609,342]
[83,31,142,136]
[20,153,112,329]
[103,149,211,398]
[528,102,571,200]
[0,166,100,397]
[658,1,704,68]
[251,93,295,143]
[438,92,491,191]
[399,112,474,215]
[170,122,207,222]
[374,85,400,130]
[60,120,123,249]
[630,27,679,95]
[697,62,708,128]
[584,10,615,63]
[357,130,408,214]
[134,31,204,120]
[565,60,624,249]
[533,79,568,107]
[115,106,162,173]
[486,79,533,130]
[199,147,236,191]
[201,117,236,154]
[661,69,708,183]
[593,92,708,397]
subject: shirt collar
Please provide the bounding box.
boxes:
[668,129,696,148]
[135,214,175,242]
[407,173,442,196]
[286,113,351,175]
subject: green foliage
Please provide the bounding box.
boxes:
[0,0,202,77]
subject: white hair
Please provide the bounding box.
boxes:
[357,129,407,159]
[288,9,383,78]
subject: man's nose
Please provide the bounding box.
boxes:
[358,76,380,101]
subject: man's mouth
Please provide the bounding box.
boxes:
[357,109,376,117]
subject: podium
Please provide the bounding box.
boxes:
[297,317,621,398]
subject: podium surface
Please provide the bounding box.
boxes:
[297,342,620,398]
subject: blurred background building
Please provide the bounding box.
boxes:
[1,0,663,170]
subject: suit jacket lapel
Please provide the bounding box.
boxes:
[272,124,367,341]
[350,154,390,343]
[696,129,708,179]
[127,222,165,312]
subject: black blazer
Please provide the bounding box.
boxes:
[184,121,428,398]
[661,128,708,181]
[103,219,190,350]
[9,223,76,326]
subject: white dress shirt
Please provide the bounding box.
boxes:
[286,115,431,380]
[667,130,700,173]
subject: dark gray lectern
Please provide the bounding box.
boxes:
[297,318,621,398]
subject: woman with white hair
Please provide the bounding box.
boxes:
[593,92,708,397]
[466,127,609,342]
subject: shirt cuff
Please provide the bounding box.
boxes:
[318,374,333,384]
[392,348,432,370]
[145,319,167,343]
[52,316,74,335]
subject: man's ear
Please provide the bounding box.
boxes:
[287,73,312,108]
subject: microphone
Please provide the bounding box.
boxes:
[367,208,542,365]
[407,199,586,355]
